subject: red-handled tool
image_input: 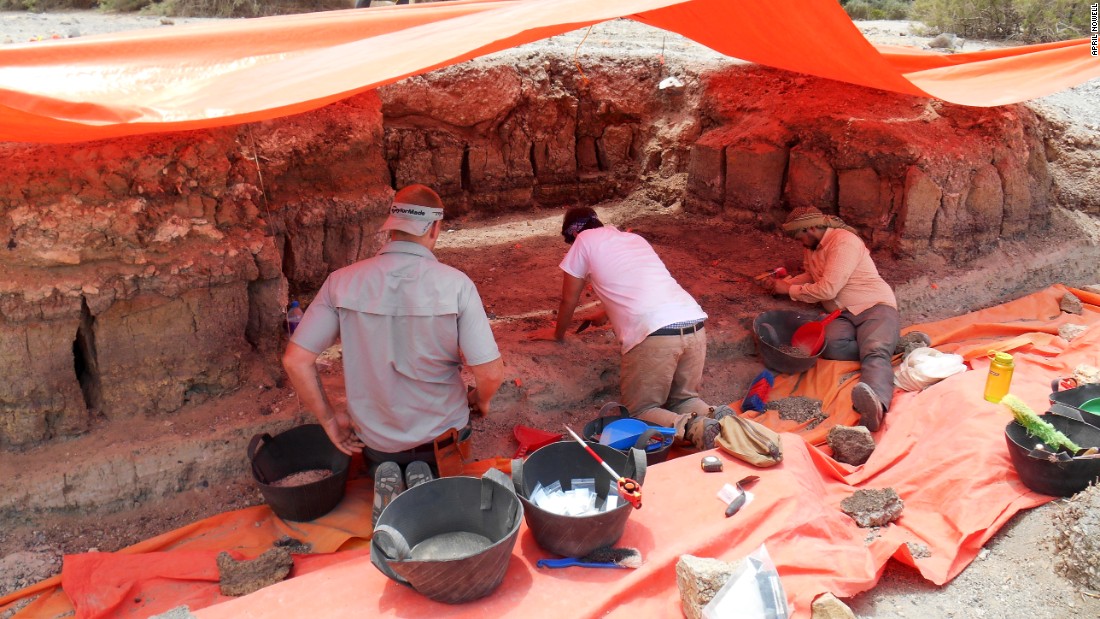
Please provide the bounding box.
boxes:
[753,266,787,281]
[563,425,643,509]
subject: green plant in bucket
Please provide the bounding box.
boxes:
[1000,394,1081,453]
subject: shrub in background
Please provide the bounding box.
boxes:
[841,0,913,21]
[912,0,1089,42]
[0,0,98,9]
[3,0,353,17]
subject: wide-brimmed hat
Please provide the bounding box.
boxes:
[380,201,444,236]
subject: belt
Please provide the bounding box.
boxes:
[404,423,472,454]
[650,321,705,336]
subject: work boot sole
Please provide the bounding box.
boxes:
[852,383,884,432]
[687,417,722,450]
[372,461,405,528]
[404,460,434,490]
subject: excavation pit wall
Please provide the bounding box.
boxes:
[2,45,1099,521]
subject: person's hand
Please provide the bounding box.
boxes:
[757,276,777,293]
[468,386,491,416]
[527,326,563,342]
[773,278,792,295]
[319,411,365,456]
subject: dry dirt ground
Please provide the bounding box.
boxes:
[2,10,1100,619]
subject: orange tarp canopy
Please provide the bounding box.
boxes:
[0,0,1097,144]
[4,284,1098,619]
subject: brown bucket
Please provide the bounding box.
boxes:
[371,468,522,604]
[511,440,646,558]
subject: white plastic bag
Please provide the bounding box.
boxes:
[894,347,967,392]
[702,544,789,619]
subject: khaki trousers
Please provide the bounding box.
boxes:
[620,328,711,441]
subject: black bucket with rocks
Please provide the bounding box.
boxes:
[511,440,646,558]
[247,423,350,522]
[371,468,522,604]
[753,310,825,374]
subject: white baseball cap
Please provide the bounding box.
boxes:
[380,201,444,236]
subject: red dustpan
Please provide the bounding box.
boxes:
[513,425,562,458]
[790,309,842,356]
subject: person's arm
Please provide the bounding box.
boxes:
[788,239,860,304]
[467,357,506,415]
[282,342,364,456]
[528,273,586,341]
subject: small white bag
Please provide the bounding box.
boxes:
[894,347,967,392]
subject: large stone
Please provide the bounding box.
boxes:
[217,546,293,597]
[1060,291,1084,315]
[1051,483,1100,591]
[826,425,876,466]
[812,593,857,619]
[840,488,904,528]
[676,554,739,619]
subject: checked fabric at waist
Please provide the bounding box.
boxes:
[649,320,705,336]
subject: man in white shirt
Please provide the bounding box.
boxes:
[530,207,721,450]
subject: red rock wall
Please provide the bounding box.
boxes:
[685,66,1053,260]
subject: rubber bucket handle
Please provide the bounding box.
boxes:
[247,433,274,484]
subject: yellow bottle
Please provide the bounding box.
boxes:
[983,351,1015,403]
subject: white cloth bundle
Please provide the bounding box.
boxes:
[894,347,968,392]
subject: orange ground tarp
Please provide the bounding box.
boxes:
[0,0,1097,144]
[3,284,1098,619]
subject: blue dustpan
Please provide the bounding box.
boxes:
[598,419,675,450]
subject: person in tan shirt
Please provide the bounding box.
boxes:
[759,207,900,431]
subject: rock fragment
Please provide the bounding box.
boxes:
[1060,292,1084,315]
[675,554,738,619]
[1051,483,1100,591]
[216,546,293,597]
[1058,323,1086,342]
[840,488,904,528]
[827,425,876,466]
[811,592,857,618]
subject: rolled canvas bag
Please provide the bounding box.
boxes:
[716,414,783,467]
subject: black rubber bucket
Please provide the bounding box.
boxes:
[511,440,646,558]
[753,310,825,374]
[1004,411,1100,497]
[1048,381,1100,427]
[583,402,673,466]
[371,468,522,604]
[247,424,351,522]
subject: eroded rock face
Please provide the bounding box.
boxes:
[0,96,390,448]
[685,66,1053,261]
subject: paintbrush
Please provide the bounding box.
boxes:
[536,546,642,569]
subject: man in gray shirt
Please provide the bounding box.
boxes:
[283,184,504,525]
